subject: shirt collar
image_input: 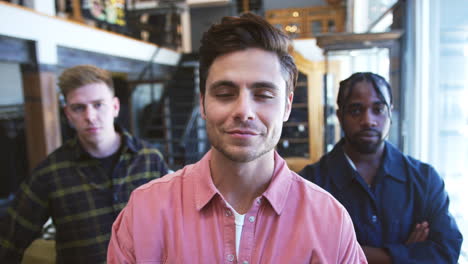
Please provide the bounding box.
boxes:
[119,125,141,153]
[381,141,407,182]
[71,123,140,161]
[194,150,293,216]
[195,150,221,211]
[327,139,358,190]
[329,139,407,189]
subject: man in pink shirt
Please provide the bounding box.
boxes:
[108,13,367,263]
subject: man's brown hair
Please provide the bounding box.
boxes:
[199,12,298,96]
[58,65,114,100]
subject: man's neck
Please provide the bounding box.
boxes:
[80,131,122,158]
[209,149,275,214]
[343,141,385,186]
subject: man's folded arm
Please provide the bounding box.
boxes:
[384,167,463,263]
[0,173,50,263]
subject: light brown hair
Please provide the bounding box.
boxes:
[58,65,114,100]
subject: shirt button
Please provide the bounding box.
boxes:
[249,216,255,223]
[371,215,378,223]
[227,254,234,262]
[256,198,262,205]
[226,210,232,217]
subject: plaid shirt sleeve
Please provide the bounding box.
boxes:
[0,130,170,264]
[0,160,52,263]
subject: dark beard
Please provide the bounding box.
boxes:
[345,130,384,154]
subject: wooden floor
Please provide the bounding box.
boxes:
[22,239,55,264]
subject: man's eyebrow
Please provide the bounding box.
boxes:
[251,81,279,90]
[69,103,85,107]
[209,80,238,90]
[346,103,362,108]
[68,99,105,106]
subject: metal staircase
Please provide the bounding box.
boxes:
[140,53,209,170]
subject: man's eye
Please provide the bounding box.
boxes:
[256,93,274,99]
[255,88,275,99]
[374,106,386,114]
[216,93,233,98]
[71,105,85,112]
[348,108,361,116]
[94,102,103,108]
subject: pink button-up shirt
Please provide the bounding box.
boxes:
[108,151,367,263]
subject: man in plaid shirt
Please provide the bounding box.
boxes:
[0,65,169,263]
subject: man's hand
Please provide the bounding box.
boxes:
[406,221,430,244]
[362,246,392,264]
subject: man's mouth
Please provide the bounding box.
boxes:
[356,130,380,140]
[86,127,100,133]
[227,129,258,135]
[226,129,260,139]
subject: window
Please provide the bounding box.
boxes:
[410,0,468,261]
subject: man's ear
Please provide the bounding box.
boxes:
[63,105,76,129]
[64,105,72,121]
[199,95,206,120]
[113,97,120,118]
[283,91,294,122]
[388,103,394,120]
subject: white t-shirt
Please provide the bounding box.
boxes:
[225,202,245,257]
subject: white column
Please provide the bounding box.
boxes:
[180,4,192,53]
[409,0,431,161]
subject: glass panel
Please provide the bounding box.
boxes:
[429,1,468,259]
[328,19,336,32]
[310,20,322,35]
[278,72,310,158]
[324,48,396,151]
[353,0,398,33]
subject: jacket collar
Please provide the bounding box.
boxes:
[329,139,407,190]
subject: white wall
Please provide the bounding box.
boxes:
[0,2,180,66]
[0,62,23,106]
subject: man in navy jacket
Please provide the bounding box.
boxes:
[300,72,462,263]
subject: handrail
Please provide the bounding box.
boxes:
[181,105,200,147]
[366,1,401,33]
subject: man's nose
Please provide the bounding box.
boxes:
[84,105,97,121]
[232,92,255,121]
[361,109,377,127]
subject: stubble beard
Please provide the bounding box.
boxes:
[346,129,388,154]
[207,124,279,163]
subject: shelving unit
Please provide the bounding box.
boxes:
[278,52,325,172]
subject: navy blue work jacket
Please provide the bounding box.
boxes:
[299,140,463,263]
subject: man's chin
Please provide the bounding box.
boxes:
[214,145,272,163]
[78,133,101,145]
[354,141,382,154]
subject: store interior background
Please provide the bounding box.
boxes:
[0,0,467,262]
